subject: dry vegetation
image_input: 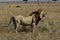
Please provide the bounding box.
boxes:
[0,3,60,40]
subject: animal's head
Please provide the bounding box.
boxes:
[36,9,47,20]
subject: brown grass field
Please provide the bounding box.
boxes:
[0,3,60,40]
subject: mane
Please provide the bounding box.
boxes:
[35,15,41,25]
[29,11,37,16]
[29,11,41,25]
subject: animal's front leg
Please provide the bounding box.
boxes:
[33,23,36,33]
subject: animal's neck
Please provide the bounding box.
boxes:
[35,15,41,25]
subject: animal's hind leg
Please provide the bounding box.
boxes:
[14,22,19,33]
[14,24,17,33]
[15,23,19,33]
[15,27,18,33]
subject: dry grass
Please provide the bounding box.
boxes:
[0,3,60,40]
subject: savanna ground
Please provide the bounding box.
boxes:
[0,3,60,40]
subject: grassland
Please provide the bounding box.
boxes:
[0,3,60,40]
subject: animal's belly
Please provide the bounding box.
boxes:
[21,20,32,24]
[20,16,33,26]
[20,22,31,26]
[20,19,32,25]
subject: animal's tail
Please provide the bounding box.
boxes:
[8,16,16,27]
